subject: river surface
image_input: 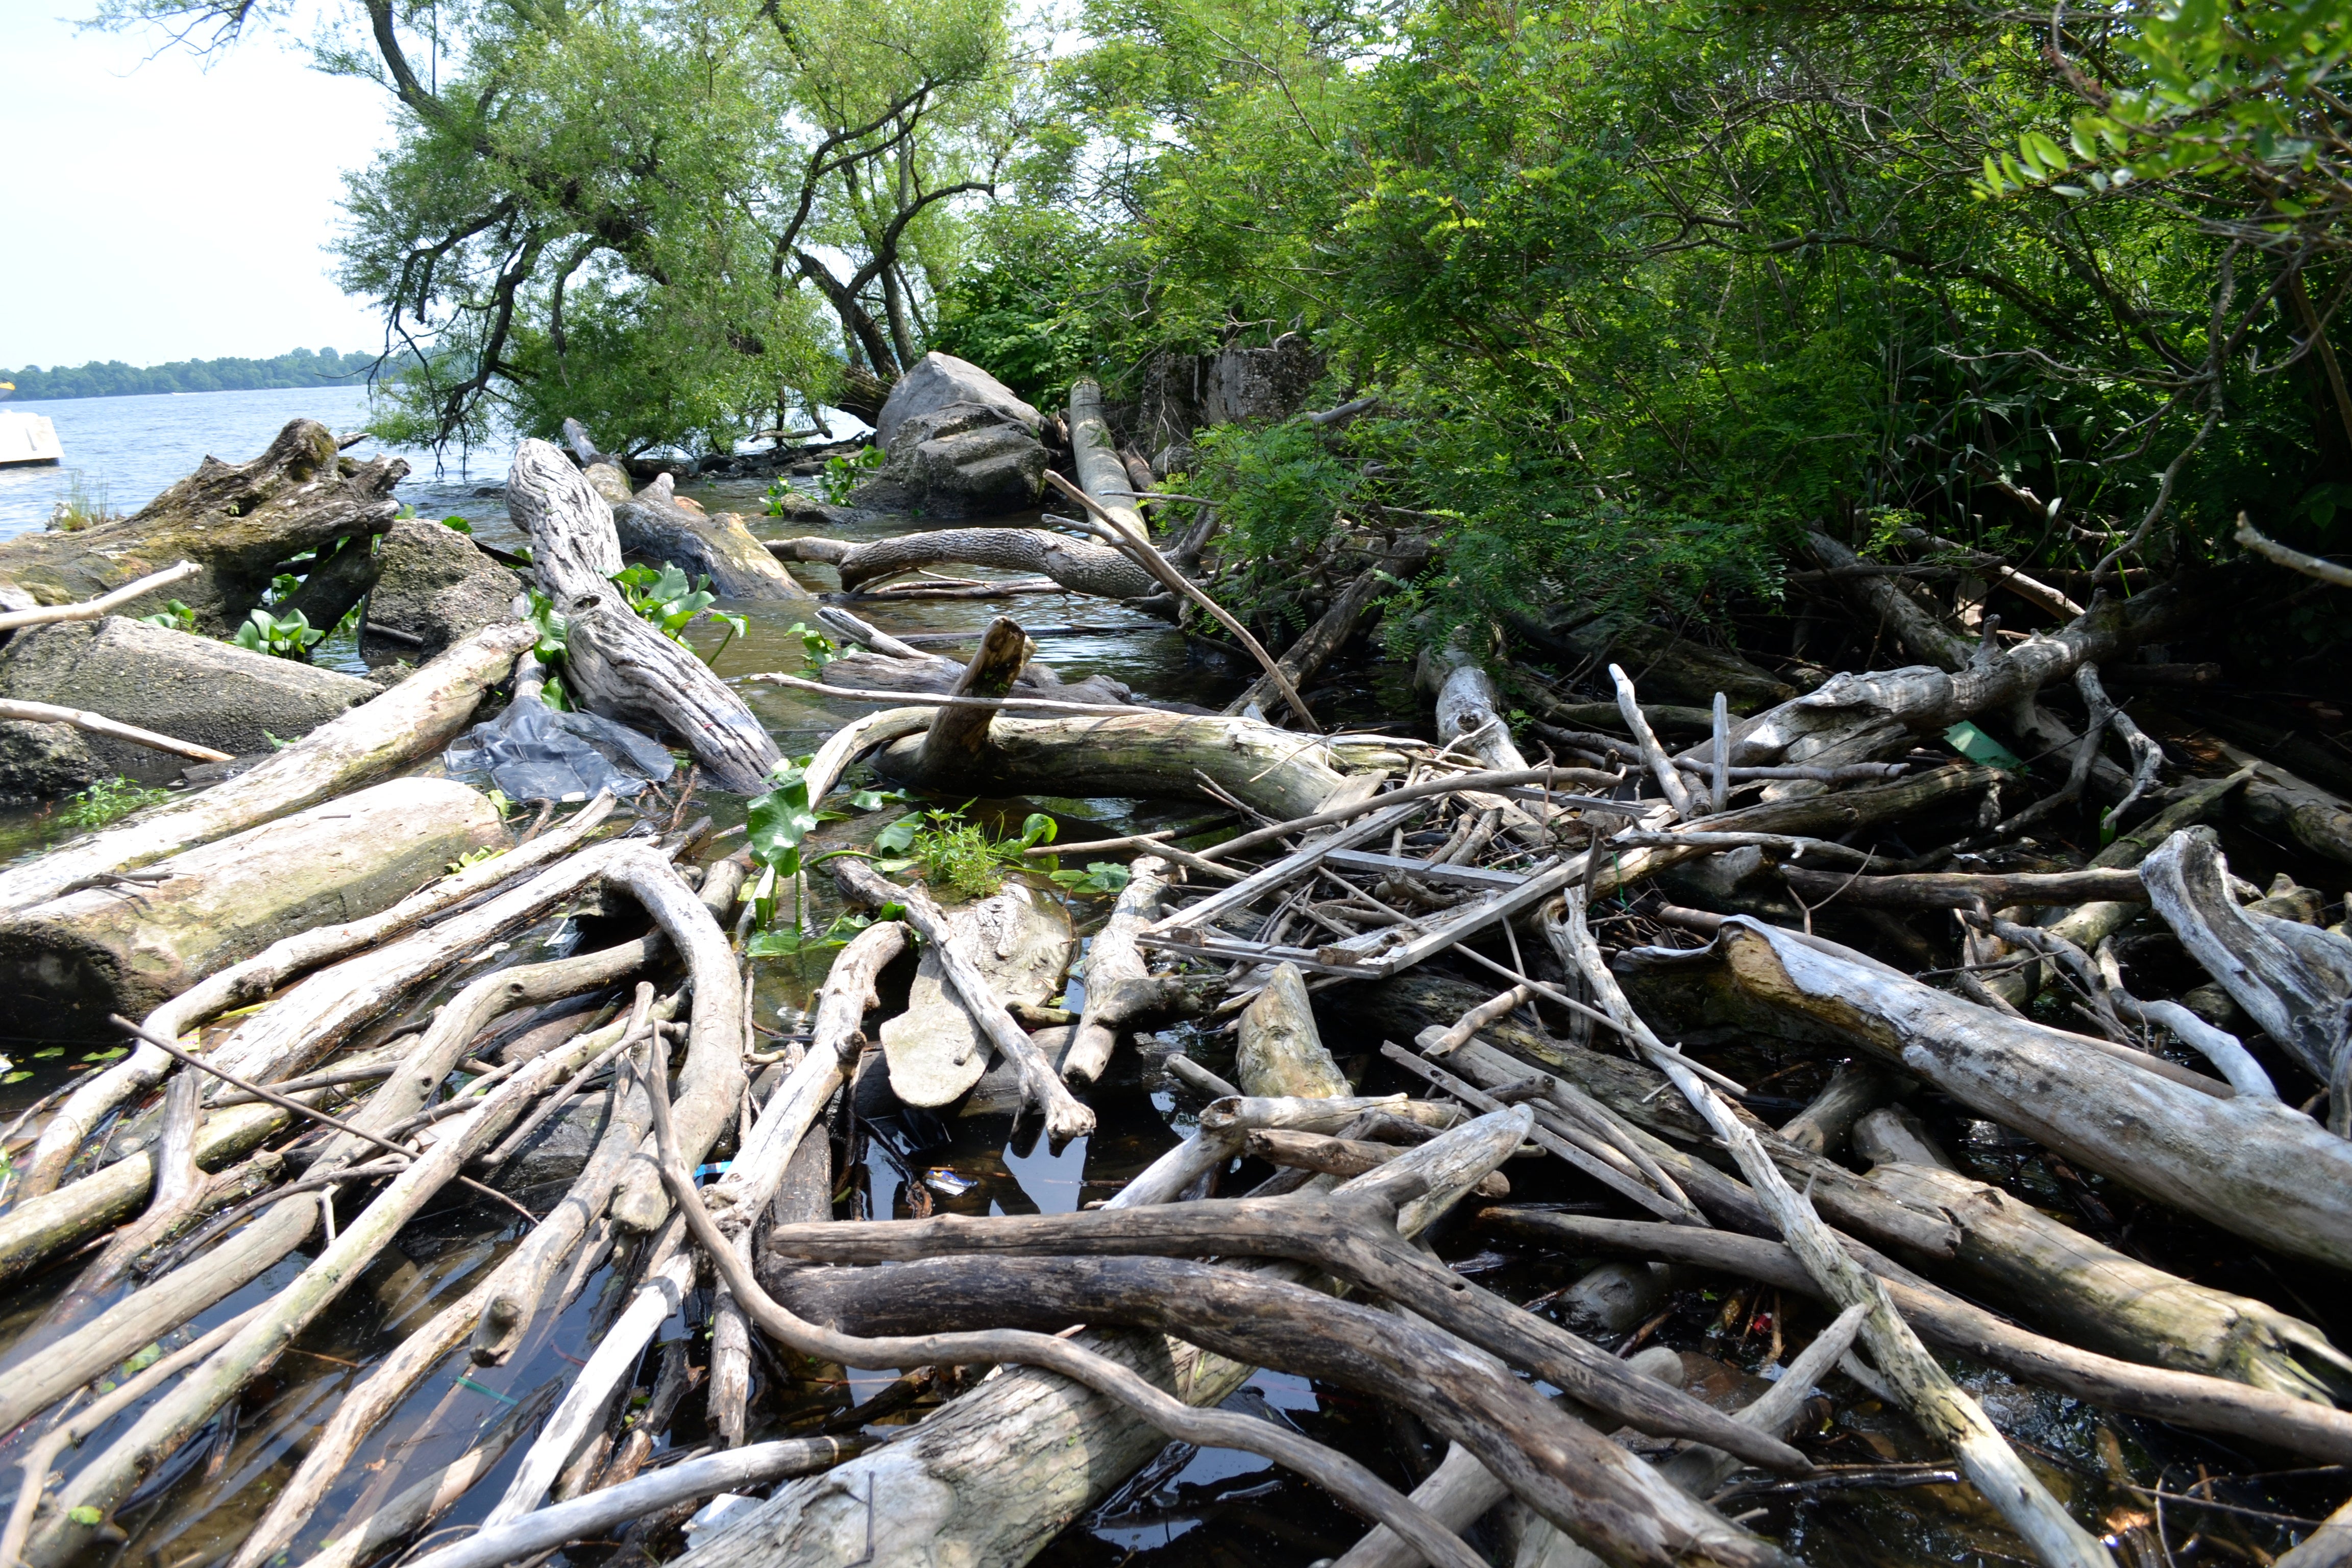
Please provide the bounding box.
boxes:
[0,392,2299,1568]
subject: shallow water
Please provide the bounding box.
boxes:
[0,417,2337,1567]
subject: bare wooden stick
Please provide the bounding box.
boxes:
[1611,664,1695,817]
[0,699,233,763]
[0,559,201,631]
[2238,513,2352,587]
[389,1437,860,1568]
[27,921,683,1566]
[484,1219,695,1525]
[274,1380,564,1568]
[1192,764,1618,865]
[227,1000,690,1568]
[1044,469,1320,731]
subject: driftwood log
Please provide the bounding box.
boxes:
[876,708,1400,819]
[772,528,1156,599]
[764,1192,1806,1470]
[834,858,1091,1140]
[773,1253,1795,1568]
[615,473,816,603]
[2141,827,2352,1083]
[16,795,615,1200]
[0,620,532,915]
[672,996,1493,1567]
[1628,917,2352,1270]
[1223,567,1392,719]
[506,438,781,791]
[1496,1210,2352,1465]
[0,420,403,632]
[0,778,502,1038]
[875,880,1070,1109]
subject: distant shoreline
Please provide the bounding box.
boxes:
[0,349,409,404]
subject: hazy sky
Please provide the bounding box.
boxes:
[2,7,391,369]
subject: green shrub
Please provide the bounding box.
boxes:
[61,777,169,830]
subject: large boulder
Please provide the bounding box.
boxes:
[873,352,1041,454]
[366,517,525,659]
[0,617,377,783]
[851,402,1049,519]
[0,720,102,805]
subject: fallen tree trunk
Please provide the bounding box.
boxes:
[772,528,1157,598]
[876,709,1401,820]
[1240,963,1354,1098]
[1808,530,1977,672]
[0,420,404,632]
[507,439,781,792]
[0,777,502,1038]
[1859,1158,2352,1402]
[1222,569,1388,718]
[0,619,532,914]
[615,474,816,603]
[1655,917,2352,1270]
[1069,379,1149,547]
[1780,865,2147,910]
[763,1194,1806,1469]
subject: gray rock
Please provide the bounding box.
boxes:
[1202,334,1322,426]
[873,352,1041,454]
[851,402,1048,519]
[492,1093,613,1193]
[366,517,524,659]
[1556,1259,1678,1336]
[0,719,102,804]
[0,617,377,783]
